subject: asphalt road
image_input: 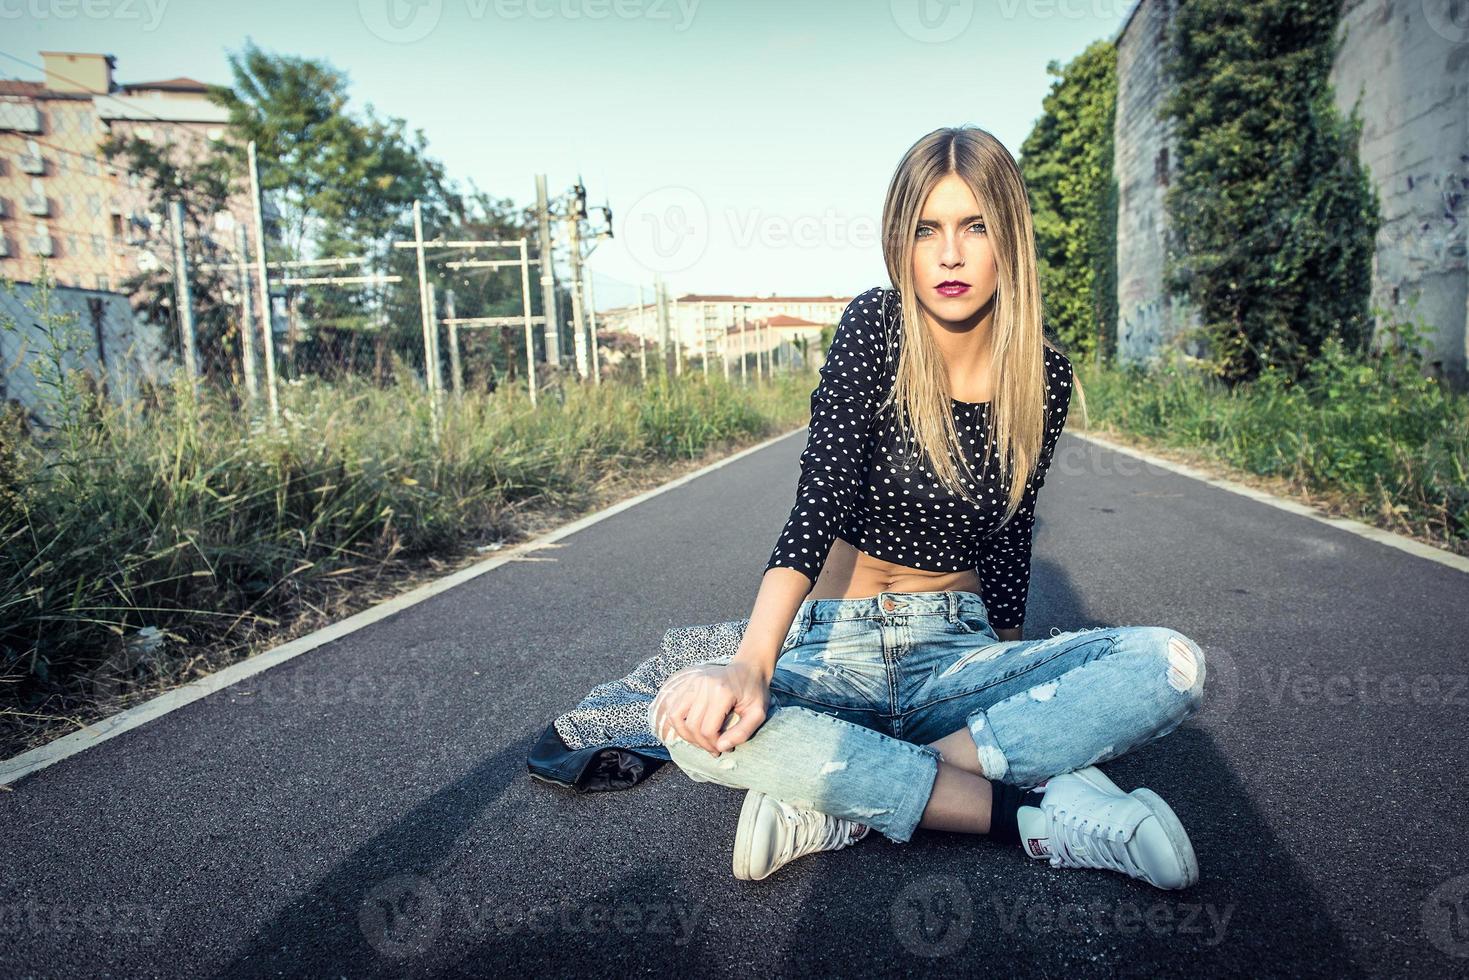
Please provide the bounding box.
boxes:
[2,429,1466,978]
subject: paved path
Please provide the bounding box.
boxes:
[2,431,1466,978]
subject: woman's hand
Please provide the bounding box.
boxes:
[650,660,771,757]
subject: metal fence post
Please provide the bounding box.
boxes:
[234,224,259,404]
[167,200,199,384]
[246,141,280,425]
[444,287,463,399]
[411,199,441,444]
[519,238,537,408]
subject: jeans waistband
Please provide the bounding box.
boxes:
[796,590,989,627]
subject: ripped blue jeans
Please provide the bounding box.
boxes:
[658,590,1206,844]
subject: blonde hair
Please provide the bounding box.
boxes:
[877,125,1088,526]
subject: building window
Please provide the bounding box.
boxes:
[91,233,104,257]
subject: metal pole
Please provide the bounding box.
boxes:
[234,224,258,403]
[534,175,560,367]
[519,238,538,408]
[427,281,444,397]
[654,274,669,378]
[247,141,279,424]
[673,296,682,376]
[444,287,463,399]
[586,266,601,386]
[722,312,731,381]
[739,306,748,384]
[412,200,440,444]
[565,214,587,380]
[167,200,199,383]
[637,284,647,383]
[705,304,716,379]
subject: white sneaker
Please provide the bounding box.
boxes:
[732,789,871,881]
[1014,766,1200,889]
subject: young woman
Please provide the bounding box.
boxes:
[648,126,1207,887]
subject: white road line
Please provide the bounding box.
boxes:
[5,424,1461,786]
[0,426,802,787]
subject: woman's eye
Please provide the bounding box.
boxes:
[916,226,931,239]
[970,221,987,234]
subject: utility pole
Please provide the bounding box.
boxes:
[586,266,601,385]
[534,175,560,368]
[564,213,587,379]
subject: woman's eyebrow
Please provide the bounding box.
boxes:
[917,214,985,227]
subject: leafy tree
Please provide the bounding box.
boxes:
[209,40,464,381]
[98,130,242,382]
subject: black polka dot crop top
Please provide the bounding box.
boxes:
[764,285,1074,630]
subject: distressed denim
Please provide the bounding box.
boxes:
[657,590,1205,844]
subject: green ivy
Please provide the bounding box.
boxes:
[1020,40,1119,366]
[1159,0,1381,385]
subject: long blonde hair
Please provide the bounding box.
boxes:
[877,125,1087,526]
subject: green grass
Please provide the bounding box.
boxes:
[1073,315,1469,551]
[0,356,814,756]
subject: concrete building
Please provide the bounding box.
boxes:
[0,50,239,292]
[1113,0,1468,385]
[597,292,850,358]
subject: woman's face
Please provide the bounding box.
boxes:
[911,172,999,328]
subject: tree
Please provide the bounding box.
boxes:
[209,40,463,381]
[1019,42,1118,365]
[98,130,241,382]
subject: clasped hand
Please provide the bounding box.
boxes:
[649,660,771,756]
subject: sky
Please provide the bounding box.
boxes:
[2,0,1138,309]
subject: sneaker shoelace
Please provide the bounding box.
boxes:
[1045,803,1148,879]
[779,802,857,861]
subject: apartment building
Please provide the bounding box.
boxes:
[0,50,239,292]
[598,292,851,354]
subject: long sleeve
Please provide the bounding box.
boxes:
[977,352,1074,630]
[764,288,887,587]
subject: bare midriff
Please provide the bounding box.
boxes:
[805,535,982,601]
